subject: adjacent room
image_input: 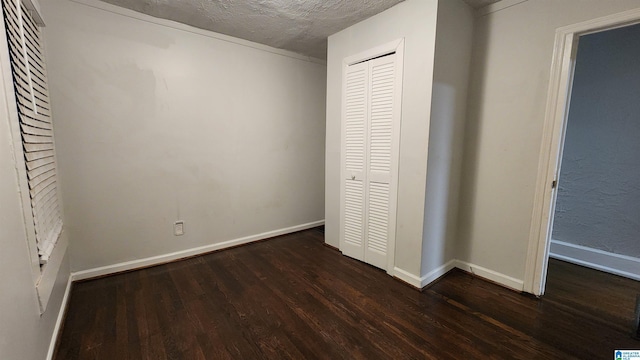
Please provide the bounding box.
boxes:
[1,0,639,359]
[550,23,640,282]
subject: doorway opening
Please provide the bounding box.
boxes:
[548,23,640,282]
[525,8,640,297]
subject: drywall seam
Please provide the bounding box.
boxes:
[45,275,73,360]
[68,0,327,65]
[550,239,640,281]
[71,220,325,281]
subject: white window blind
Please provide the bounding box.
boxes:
[2,0,62,265]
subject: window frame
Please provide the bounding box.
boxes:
[0,0,67,314]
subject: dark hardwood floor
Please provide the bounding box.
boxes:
[54,228,640,359]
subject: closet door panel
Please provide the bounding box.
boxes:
[340,62,368,260]
[340,50,401,272]
[365,54,397,269]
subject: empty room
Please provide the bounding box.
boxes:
[1,0,640,359]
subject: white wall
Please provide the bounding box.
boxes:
[553,23,640,258]
[458,0,640,284]
[0,55,70,360]
[421,0,474,277]
[326,0,438,277]
[41,0,327,271]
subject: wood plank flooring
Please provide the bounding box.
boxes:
[54,228,640,359]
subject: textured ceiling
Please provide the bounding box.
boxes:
[100,0,504,59]
[100,0,406,59]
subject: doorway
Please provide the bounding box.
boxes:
[548,23,640,281]
[525,9,640,296]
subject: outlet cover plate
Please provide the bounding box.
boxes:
[174,221,184,236]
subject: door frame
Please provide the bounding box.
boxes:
[524,8,640,296]
[339,38,405,275]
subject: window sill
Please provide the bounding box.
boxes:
[35,230,68,314]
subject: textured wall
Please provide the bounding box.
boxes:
[552,24,640,258]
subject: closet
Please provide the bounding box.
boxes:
[340,50,403,272]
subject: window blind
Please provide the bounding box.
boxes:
[2,0,62,265]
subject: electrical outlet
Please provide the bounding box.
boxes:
[174,221,184,236]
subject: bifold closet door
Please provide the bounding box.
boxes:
[340,53,400,272]
[341,61,368,261]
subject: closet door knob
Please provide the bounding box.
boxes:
[351,175,355,180]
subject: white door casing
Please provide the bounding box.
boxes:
[524,9,640,296]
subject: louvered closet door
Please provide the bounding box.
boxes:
[340,52,401,272]
[340,61,368,260]
[364,54,398,270]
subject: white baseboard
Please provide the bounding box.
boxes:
[46,275,73,360]
[454,260,525,291]
[71,220,325,281]
[393,267,423,288]
[394,260,457,289]
[421,260,456,288]
[394,259,524,291]
[393,267,422,289]
[550,239,640,281]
